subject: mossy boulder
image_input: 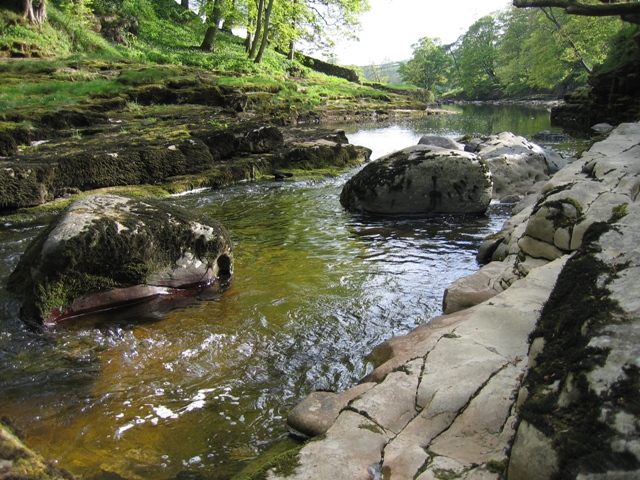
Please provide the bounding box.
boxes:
[340,145,492,215]
[0,419,73,479]
[7,193,233,326]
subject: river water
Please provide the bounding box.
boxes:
[0,104,586,479]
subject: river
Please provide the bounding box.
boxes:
[0,104,587,479]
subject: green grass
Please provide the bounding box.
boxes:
[0,77,125,111]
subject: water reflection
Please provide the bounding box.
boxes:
[0,105,577,479]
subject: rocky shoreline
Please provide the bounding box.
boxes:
[273,122,640,480]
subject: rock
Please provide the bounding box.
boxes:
[340,145,492,215]
[418,135,464,150]
[286,383,375,437]
[500,194,522,204]
[532,130,571,142]
[592,122,614,133]
[282,410,390,480]
[474,132,569,197]
[7,194,233,325]
[234,125,284,153]
[442,260,509,314]
[507,421,559,480]
[279,140,370,170]
[464,137,484,153]
[0,420,72,479]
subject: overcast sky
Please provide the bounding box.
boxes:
[332,0,511,66]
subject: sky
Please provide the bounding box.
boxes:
[332,0,511,66]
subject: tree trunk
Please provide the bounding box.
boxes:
[249,0,265,59]
[181,0,189,10]
[23,0,47,24]
[254,0,275,63]
[288,40,295,61]
[201,25,219,51]
[245,16,254,53]
[200,0,223,52]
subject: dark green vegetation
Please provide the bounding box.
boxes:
[397,3,640,113]
[520,220,640,478]
[0,418,73,480]
[230,437,304,480]
[0,0,427,217]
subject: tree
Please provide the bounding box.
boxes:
[22,0,46,24]
[398,37,452,91]
[200,0,226,51]
[512,0,640,23]
[455,16,502,98]
[496,6,627,95]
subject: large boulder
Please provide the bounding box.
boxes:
[474,132,568,199]
[7,194,233,325]
[340,145,493,215]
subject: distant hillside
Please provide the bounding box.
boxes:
[361,61,404,85]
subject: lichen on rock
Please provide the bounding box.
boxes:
[340,145,493,215]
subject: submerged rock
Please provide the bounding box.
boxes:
[339,145,493,215]
[7,194,233,325]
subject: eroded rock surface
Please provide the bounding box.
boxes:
[7,193,233,325]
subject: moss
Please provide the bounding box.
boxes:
[486,459,508,477]
[520,247,639,478]
[7,196,232,323]
[231,437,304,480]
[433,469,459,480]
[610,203,628,222]
[358,422,384,435]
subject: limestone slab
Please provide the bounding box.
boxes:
[350,359,422,434]
[273,410,390,480]
[429,364,523,466]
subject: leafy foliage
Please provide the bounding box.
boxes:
[398,37,452,91]
[398,5,633,100]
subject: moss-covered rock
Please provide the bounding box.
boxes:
[340,145,492,215]
[0,418,74,479]
[7,193,233,325]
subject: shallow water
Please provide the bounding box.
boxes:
[0,104,586,479]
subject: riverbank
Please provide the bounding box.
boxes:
[267,122,640,480]
[0,59,436,216]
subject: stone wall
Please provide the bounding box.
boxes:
[297,53,360,84]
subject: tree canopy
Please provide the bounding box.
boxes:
[397,37,451,90]
[397,3,631,100]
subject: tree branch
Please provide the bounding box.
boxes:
[539,7,593,74]
[513,0,640,18]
